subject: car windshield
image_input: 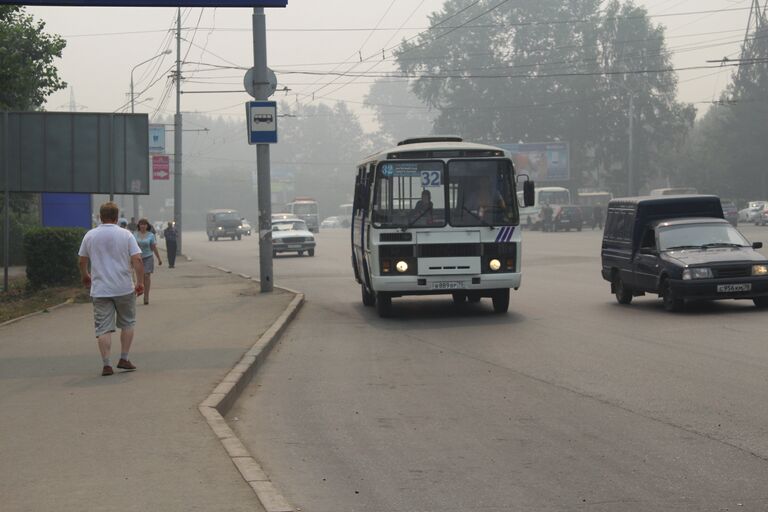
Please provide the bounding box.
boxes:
[215,212,240,222]
[273,220,307,231]
[659,223,750,250]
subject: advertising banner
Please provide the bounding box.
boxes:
[498,142,570,182]
[152,155,170,180]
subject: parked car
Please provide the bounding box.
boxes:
[758,204,768,227]
[601,195,768,311]
[552,205,583,231]
[320,216,341,229]
[738,201,765,223]
[720,199,738,226]
[238,218,252,236]
[272,218,316,257]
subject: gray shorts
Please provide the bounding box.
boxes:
[93,293,136,337]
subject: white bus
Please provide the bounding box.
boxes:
[517,186,571,229]
[351,136,534,317]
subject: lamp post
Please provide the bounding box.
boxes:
[130,49,172,221]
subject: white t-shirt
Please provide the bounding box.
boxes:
[78,223,141,297]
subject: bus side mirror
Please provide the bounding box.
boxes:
[753,242,763,249]
[523,181,535,207]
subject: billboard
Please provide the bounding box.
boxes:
[4,1,287,6]
[498,142,570,182]
[1,112,149,195]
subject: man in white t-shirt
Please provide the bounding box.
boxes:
[79,201,145,377]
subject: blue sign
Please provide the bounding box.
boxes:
[5,1,287,6]
[246,101,277,144]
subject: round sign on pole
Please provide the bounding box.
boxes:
[244,67,277,98]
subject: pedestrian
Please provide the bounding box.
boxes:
[541,203,554,232]
[127,217,137,232]
[592,204,604,230]
[134,218,163,304]
[163,221,178,268]
[78,201,144,377]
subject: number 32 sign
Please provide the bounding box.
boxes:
[421,171,441,187]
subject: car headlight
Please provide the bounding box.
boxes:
[753,265,768,276]
[489,258,502,271]
[238,225,243,229]
[396,260,408,273]
[682,267,713,280]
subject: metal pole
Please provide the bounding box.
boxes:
[109,114,114,201]
[628,93,634,197]
[173,8,183,256]
[3,112,9,293]
[130,74,138,221]
[254,7,273,292]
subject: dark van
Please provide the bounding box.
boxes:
[601,195,768,311]
[206,209,243,241]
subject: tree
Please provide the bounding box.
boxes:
[0,5,66,110]
[395,0,692,195]
[364,77,437,146]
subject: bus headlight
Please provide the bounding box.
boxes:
[489,259,501,271]
[396,260,409,273]
[753,264,768,276]
[682,268,713,280]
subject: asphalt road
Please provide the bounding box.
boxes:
[183,225,768,512]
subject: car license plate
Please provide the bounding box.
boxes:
[431,281,465,290]
[288,244,302,249]
[717,283,751,293]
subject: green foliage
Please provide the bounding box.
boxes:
[0,5,67,110]
[23,227,86,289]
[395,0,693,195]
[364,78,437,146]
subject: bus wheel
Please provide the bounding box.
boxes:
[376,292,392,317]
[452,292,467,304]
[361,284,375,307]
[492,289,510,313]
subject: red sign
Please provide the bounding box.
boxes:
[152,155,170,180]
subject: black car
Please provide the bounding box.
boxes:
[552,205,583,231]
[601,195,768,311]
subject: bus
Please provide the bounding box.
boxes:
[339,203,353,228]
[351,136,534,317]
[517,186,571,229]
[286,197,320,232]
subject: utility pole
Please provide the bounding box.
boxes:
[253,7,273,292]
[173,8,183,256]
[627,93,635,197]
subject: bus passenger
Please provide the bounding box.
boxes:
[413,189,433,220]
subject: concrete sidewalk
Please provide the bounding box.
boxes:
[0,256,294,512]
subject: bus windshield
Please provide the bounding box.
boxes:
[293,203,318,215]
[372,161,446,229]
[449,159,518,226]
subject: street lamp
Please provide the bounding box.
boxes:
[130,49,172,220]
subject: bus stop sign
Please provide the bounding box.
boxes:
[246,101,277,144]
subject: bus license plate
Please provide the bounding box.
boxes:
[431,281,465,290]
[717,283,751,293]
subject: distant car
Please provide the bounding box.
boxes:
[272,213,299,221]
[720,200,738,226]
[758,204,768,227]
[272,219,316,257]
[738,201,765,223]
[238,218,252,236]
[320,216,341,229]
[552,205,583,231]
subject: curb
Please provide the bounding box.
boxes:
[0,299,73,329]
[200,265,303,512]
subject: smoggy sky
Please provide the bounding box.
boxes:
[28,0,756,131]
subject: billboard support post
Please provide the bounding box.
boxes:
[254,7,273,293]
[3,112,9,293]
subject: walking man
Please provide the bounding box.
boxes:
[163,221,178,268]
[79,201,145,376]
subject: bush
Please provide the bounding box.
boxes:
[23,227,86,289]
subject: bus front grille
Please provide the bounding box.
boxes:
[418,243,481,258]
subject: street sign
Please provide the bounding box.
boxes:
[244,67,277,99]
[149,124,165,154]
[246,101,277,144]
[5,1,287,6]
[152,155,170,180]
